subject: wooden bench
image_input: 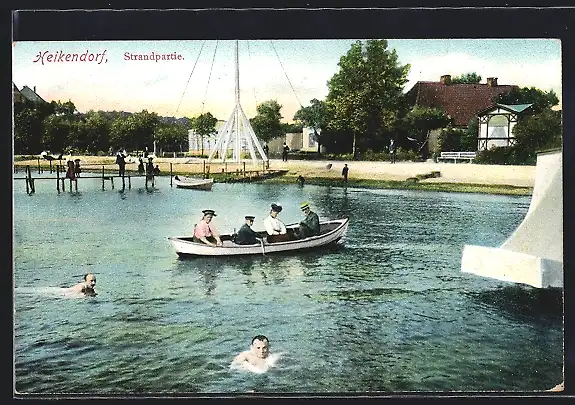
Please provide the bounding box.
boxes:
[439,151,477,163]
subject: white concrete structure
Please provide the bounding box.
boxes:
[207,40,267,165]
[461,149,562,288]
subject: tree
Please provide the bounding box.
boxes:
[108,110,159,152]
[155,123,189,153]
[402,106,451,157]
[451,72,482,84]
[250,100,284,143]
[513,109,562,153]
[325,39,410,159]
[293,98,329,154]
[494,86,559,114]
[190,112,218,155]
[76,111,112,154]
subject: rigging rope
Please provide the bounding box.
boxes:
[174,40,206,116]
[201,40,219,115]
[269,40,304,109]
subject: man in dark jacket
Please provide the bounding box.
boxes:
[234,216,261,245]
[297,201,320,238]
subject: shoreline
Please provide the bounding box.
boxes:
[13,155,535,196]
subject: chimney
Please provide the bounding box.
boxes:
[486,77,498,87]
[33,86,36,93]
[440,75,451,85]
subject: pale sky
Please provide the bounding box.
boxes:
[12,39,562,122]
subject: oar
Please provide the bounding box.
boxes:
[258,238,266,256]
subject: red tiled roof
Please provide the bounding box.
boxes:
[405,81,518,126]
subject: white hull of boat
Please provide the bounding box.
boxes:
[168,218,349,257]
[173,176,213,190]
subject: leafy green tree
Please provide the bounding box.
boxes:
[14,108,44,154]
[451,72,482,84]
[293,98,329,154]
[250,100,284,143]
[402,106,450,157]
[494,87,559,114]
[513,109,562,153]
[42,115,75,153]
[325,39,410,159]
[461,118,479,151]
[109,110,159,152]
[190,112,218,155]
[155,123,190,153]
[75,110,112,154]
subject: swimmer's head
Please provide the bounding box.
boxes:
[250,335,270,359]
[84,273,97,289]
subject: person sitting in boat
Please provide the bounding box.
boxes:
[193,209,223,247]
[234,215,261,245]
[296,201,320,239]
[263,203,290,243]
[231,335,274,373]
[66,273,97,297]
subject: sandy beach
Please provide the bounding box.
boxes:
[14,155,536,188]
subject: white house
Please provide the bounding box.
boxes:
[188,120,226,153]
[476,103,533,151]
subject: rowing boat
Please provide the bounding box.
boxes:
[168,218,349,257]
[173,175,213,190]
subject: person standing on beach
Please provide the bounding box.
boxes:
[263,143,269,158]
[342,164,349,183]
[193,209,223,247]
[137,157,144,175]
[389,138,396,164]
[282,142,290,162]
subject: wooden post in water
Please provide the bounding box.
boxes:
[49,160,53,174]
[243,162,246,176]
[56,165,61,193]
[25,169,30,194]
[37,158,41,174]
[128,175,131,189]
[170,163,173,186]
[101,166,105,190]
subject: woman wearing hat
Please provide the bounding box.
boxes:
[263,203,290,243]
[193,209,223,247]
[234,216,261,245]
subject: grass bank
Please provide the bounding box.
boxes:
[257,174,533,196]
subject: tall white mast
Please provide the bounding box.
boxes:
[208,40,268,164]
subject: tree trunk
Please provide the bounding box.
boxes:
[352,132,358,160]
[201,135,204,156]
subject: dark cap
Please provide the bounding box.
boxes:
[245,215,255,220]
[202,209,216,216]
[271,203,282,213]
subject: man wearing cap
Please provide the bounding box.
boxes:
[234,216,261,245]
[193,209,223,247]
[263,203,290,243]
[297,202,320,239]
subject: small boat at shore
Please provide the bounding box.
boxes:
[173,175,213,190]
[168,218,349,257]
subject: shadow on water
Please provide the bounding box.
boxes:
[465,285,563,326]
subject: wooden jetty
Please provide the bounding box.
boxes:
[14,160,286,194]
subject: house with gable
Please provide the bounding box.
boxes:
[13,84,47,104]
[476,103,533,151]
[405,75,518,154]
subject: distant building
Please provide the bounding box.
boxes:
[188,120,226,153]
[405,75,518,152]
[476,103,533,151]
[16,85,47,104]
